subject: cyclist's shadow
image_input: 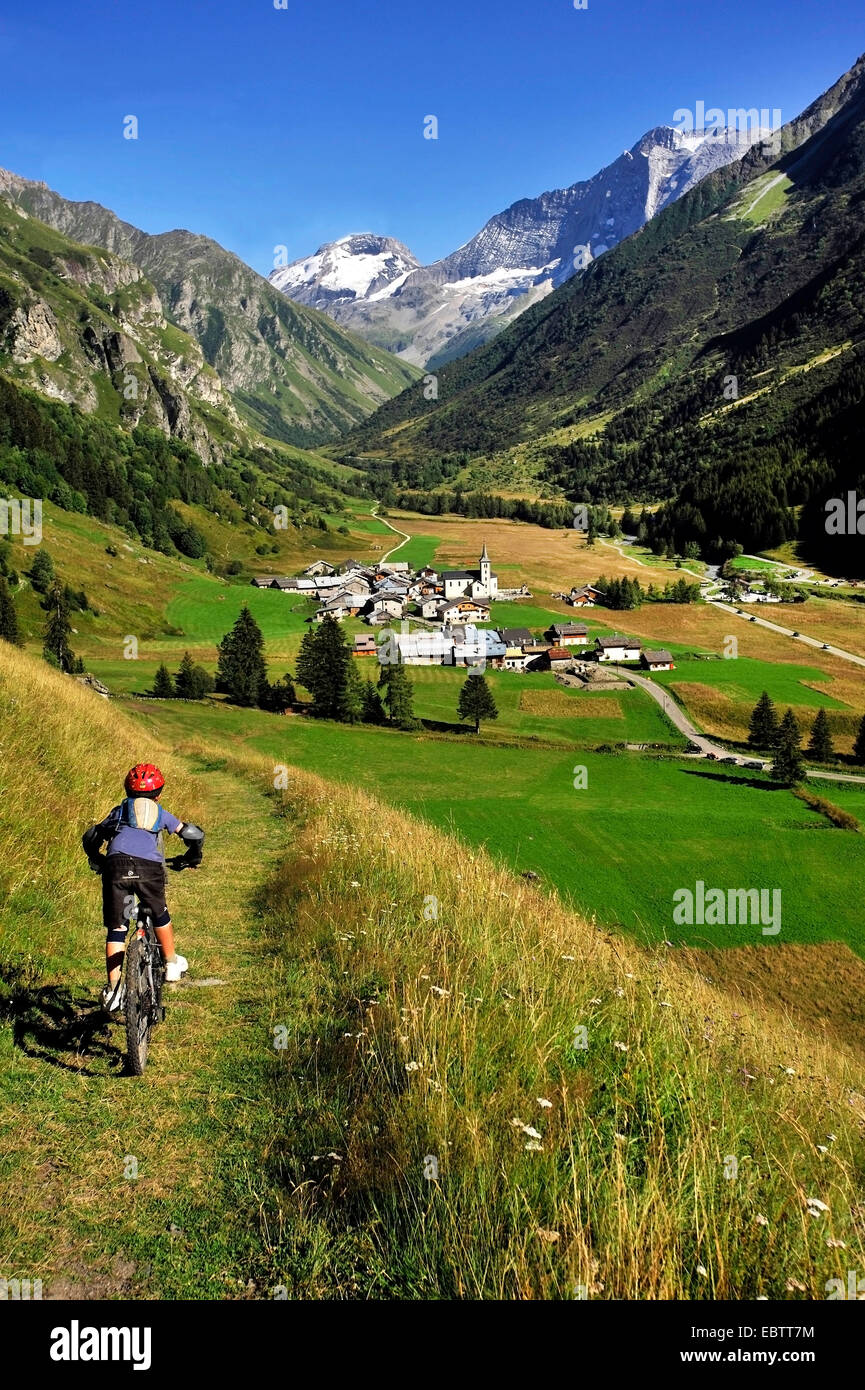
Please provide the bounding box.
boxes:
[8,983,125,1076]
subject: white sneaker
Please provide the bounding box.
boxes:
[101,981,123,1013]
[165,954,188,982]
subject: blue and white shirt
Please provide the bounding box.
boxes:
[96,798,182,864]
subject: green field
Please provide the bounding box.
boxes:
[728,555,785,574]
[135,697,865,956]
[404,666,684,745]
[656,655,850,710]
[386,533,440,569]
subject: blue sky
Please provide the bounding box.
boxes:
[1,0,862,275]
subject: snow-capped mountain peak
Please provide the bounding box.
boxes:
[270,234,420,308]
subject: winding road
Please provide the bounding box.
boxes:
[609,664,865,785]
[372,503,412,562]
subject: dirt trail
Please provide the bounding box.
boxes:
[0,754,291,1298]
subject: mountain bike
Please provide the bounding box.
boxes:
[106,856,191,1075]
[121,901,167,1075]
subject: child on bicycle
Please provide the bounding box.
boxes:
[82,763,204,1012]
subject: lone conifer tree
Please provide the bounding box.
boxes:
[806,707,834,763]
[216,606,268,707]
[175,651,213,700]
[771,707,805,785]
[378,661,417,729]
[43,582,76,672]
[338,658,365,724]
[748,690,779,749]
[457,672,499,734]
[153,662,175,698]
[361,678,386,724]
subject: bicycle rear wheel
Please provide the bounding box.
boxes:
[125,934,154,1075]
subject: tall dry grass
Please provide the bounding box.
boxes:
[252,763,865,1299]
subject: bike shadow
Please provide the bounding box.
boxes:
[5,982,125,1076]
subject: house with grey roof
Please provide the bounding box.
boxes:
[641,648,675,671]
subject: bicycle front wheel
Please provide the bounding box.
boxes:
[125,935,154,1075]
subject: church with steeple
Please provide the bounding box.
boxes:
[441,541,499,602]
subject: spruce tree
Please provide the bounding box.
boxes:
[216,606,268,707]
[29,549,55,595]
[853,714,865,765]
[295,615,350,718]
[42,582,76,672]
[771,708,805,785]
[748,691,779,749]
[457,673,499,734]
[175,651,208,700]
[0,576,21,646]
[361,678,386,724]
[153,663,175,698]
[378,661,417,729]
[806,707,834,763]
[338,658,365,724]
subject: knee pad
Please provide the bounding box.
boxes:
[155,908,172,928]
[106,927,127,944]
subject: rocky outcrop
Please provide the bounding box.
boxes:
[7,299,62,363]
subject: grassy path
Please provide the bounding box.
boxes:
[0,751,292,1299]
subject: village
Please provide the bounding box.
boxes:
[251,544,677,678]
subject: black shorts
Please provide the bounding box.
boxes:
[102,854,170,931]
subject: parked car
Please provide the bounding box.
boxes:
[750,616,757,622]
[745,760,763,770]
[705,753,718,761]
[720,756,738,765]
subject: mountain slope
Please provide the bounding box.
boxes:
[343,53,865,570]
[271,125,765,368]
[0,168,419,448]
[0,194,382,557]
[0,192,235,465]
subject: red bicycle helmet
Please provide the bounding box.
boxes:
[124,763,165,794]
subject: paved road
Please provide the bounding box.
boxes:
[707,598,865,669]
[608,665,731,758]
[608,664,865,785]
